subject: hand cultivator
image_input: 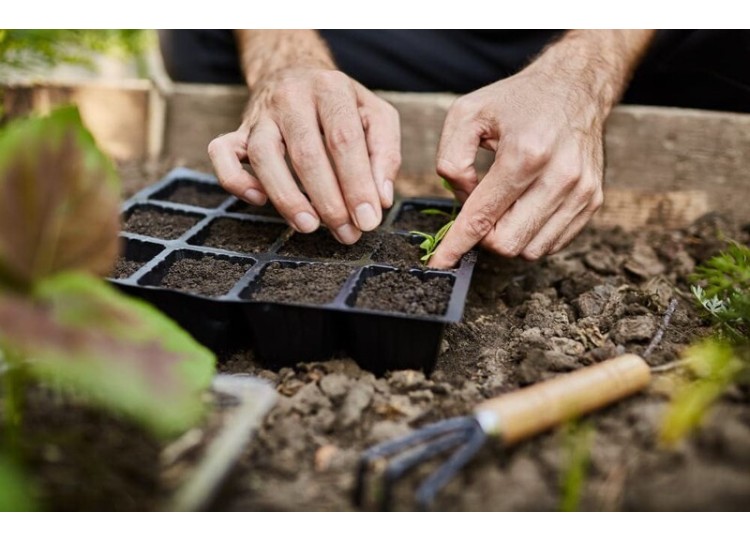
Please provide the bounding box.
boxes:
[356,300,678,510]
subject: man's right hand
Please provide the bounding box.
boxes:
[208,67,401,244]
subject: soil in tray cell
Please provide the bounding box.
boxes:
[279,229,378,260]
[371,233,424,269]
[154,181,229,208]
[227,200,282,218]
[247,262,353,305]
[195,218,287,254]
[354,269,452,316]
[159,254,251,297]
[392,205,455,234]
[123,207,201,240]
[112,239,164,280]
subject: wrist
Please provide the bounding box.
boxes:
[235,30,337,90]
[526,30,654,118]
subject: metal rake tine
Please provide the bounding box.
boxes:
[354,416,474,508]
[380,425,474,511]
[415,419,487,511]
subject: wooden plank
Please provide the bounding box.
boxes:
[3,81,748,226]
[2,80,151,162]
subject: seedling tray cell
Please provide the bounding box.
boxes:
[110,168,477,374]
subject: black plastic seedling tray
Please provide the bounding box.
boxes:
[111,167,477,374]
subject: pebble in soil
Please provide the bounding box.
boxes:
[195,218,287,254]
[155,182,230,208]
[279,229,378,260]
[354,270,452,315]
[248,262,353,305]
[159,255,251,296]
[123,207,200,240]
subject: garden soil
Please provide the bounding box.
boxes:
[212,213,750,511]
[15,167,747,511]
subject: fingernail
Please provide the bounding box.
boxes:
[243,188,266,206]
[294,212,319,233]
[335,223,361,245]
[383,179,394,207]
[354,203,379,231]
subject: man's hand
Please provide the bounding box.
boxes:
[430,30,655,268]
[208,31,400,244]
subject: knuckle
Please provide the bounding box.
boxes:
[379,148,402,172]
[327,125,360,153]
[315,69,349,89]
[436,158,473,185]
[513,139,551,172]
[590,190,605,211]
[449,95,476,117]
[289,140,318,166]
[521,244,546,261]
[558,165,582,190]
[207,138,221,159]
[465,212,495,239]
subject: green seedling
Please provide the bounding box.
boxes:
[660,242,749,445]
[411,219,455,263]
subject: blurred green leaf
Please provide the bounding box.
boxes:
[0,107,120,290]
[559,421,592,512]
[0,455,36,511]
[0,30,149,73]
[660,339,743,445]
[0,272,216,437]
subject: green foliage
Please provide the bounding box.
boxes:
[0,30,149,74]
[661,340,744,444]
[0,455,36,511]
[411,220,455,264]
[0,107,120,290]
[660,243,750,444]
[0,107,215,440]
[559,421,593,512]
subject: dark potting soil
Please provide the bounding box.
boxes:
[228,200,282,218]
[249,262,353,305]
[393,207,452,234]
[279,229,378,260]
[12,387,162,511]
[112,258,143,280]
[371,234,424,269]
[160,256,250,297]
[124,208,200,240]
[197,218,287,254]
[211,213,750,512]
[160,183,229,208]
[354,270,452,316]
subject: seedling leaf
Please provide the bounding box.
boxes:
[0,455,36,511]
[0,107,120,290]
[0,272,216,437]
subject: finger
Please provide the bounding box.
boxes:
[435,96,484,200]
[483,161,582,258]
[429,146,543,269]
[548,188,604,253]
[277,106,361,244]
[519,179,600,260]
[318,77,382,232]
[246,120,321,234]
[356,83,401,208]
[208,131,268,205]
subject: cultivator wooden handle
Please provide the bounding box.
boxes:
[475,354,651,445]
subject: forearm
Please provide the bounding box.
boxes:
[234,30,336,89]
[528,30,655,115]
